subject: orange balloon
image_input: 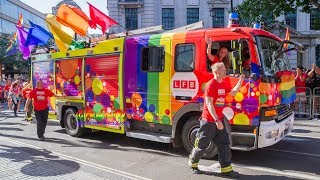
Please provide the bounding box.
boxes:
[60,59,78,79]
[131,92,142,107]
[85,77,92,91]
[259,83,271,93]
[226,94,234,103]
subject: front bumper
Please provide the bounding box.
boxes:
[258,113,294,148]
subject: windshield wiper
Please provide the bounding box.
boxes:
[274,40,305,60]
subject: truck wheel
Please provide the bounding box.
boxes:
[64,108,85,137]
[181,116,218,159]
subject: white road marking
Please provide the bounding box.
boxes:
[288,133,320,140]
[0,136,151,180]
[204,163,318,180]
[266,148,320,158]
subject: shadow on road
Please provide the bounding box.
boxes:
[0,144,80,177]
[0,127,24,131]
[199,170,300,180]
[231,136,320,176]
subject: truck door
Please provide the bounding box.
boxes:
[84,54,124,133]
[124,35,172,132]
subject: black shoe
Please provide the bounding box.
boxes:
[39,136,45,141]
[192,168,202,174]
[222,170,240,178]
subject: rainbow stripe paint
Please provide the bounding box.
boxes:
[278,71,296,104]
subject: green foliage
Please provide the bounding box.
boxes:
[236,0,320,26]
[0,33,29,72]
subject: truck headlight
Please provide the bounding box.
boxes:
[266,129,279,139]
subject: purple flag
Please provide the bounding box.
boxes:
[16,26,35,60]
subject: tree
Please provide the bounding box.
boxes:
[236,0,320,27]
[0,33,29,78]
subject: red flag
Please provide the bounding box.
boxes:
[88,2,118,34]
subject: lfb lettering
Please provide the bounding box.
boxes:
[173,80,196,89]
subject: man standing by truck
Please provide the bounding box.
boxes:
[188,62,244,178]
[24,80,59,141]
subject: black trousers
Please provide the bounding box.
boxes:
[34,108,49,138]
[189,118,232,169]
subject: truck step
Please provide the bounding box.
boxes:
[126,130,172,143]
[231,132,256,137]
[231,145,256,151]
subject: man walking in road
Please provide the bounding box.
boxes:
[188,62,244,178]
[24,80,59,141]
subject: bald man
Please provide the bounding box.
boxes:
[25,80,59,141]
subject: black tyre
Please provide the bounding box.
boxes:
[64,108,86,137]
[181,116,218,159]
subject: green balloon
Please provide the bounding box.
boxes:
[93,103,103,113]
[161,115,170,125]
[114,98,120,109]
[259,94,268,104]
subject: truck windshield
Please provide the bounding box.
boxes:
[257,36,291,76]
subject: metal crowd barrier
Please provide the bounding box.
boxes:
[294,87,313,119]
[313,87,320,119]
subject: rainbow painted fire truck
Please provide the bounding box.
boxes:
[31,20,303,158]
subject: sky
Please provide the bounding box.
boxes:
[20,0,108,34]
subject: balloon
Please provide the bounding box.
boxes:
[242,98,258,113]
[144,112,153,122]
[60,59,78,79]
[234,92,244,102]
[161,115,170,125]
[92,78,103,95]
[86,90,94,102]
[101,93,110,107]
[233,113,249,125]
[74,75,81,85]
[131,92,142,107]
[149,104,155,112]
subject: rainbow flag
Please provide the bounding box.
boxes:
[278,71,296,104]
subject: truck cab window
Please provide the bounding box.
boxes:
[175,44,195,72]
[141,46,165,72]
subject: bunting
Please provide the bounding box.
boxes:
[25,20,53,47]
[56,4,90,36]
[88,2,118,34]
[45,14,75,52]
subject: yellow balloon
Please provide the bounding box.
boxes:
[126,98,131,103]
[110,95,115,101]
[74,75,81,85]
[234,92,244,102]
[233,113,249,125]
[144,112,153,122]
[255,91,260,96]
[92,78,103,95]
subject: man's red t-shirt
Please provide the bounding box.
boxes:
[295,73,307,93]
[201,78,231,122]
[28,88,54,111]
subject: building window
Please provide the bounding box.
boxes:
[316,45,320,67]
[285,12,297,29]
[310,8,320,30]
[162,8,174,30]
[125,8,138,30]
[187,8,199,25]
[212,8,224,28]
[175,44,195,72]
[141,46,165,72]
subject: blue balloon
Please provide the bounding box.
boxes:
[149,104,155,112]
